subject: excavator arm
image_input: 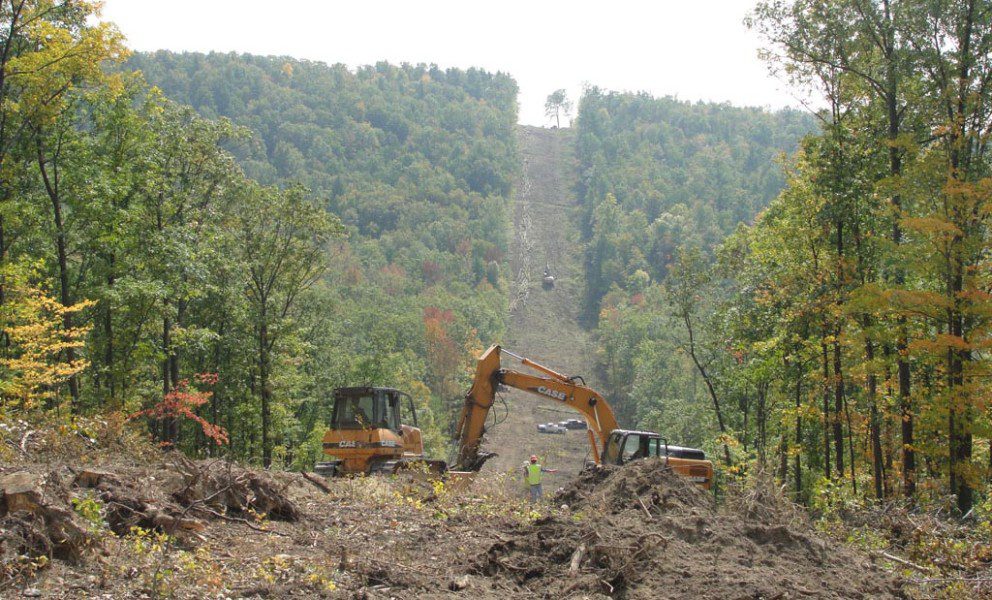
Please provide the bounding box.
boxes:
[453,345,620,471]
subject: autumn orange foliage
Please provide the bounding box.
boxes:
[129,374,229,446]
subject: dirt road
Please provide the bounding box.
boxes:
[480,126,599,489]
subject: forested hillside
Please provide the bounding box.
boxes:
[579,0,992,524]
[125,52,519,465]
[1,19,518,470]
[576,90,813,315]
[127,51,518,239]
[573,90,813,435]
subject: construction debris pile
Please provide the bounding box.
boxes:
[0,455,300,585]
[459,461,907,599]
[1,450,912,598]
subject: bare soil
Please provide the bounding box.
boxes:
[1,451,909,599]
[470,461,906,599]
[482,126,598,489]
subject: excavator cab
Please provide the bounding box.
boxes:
[317,387,444,476]
[602,430,712,488]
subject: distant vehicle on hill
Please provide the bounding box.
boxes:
[542,265,555,289]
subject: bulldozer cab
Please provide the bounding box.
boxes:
[319,387,432,476]
[330,387,415,432]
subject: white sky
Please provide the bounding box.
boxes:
[100,0,801,126]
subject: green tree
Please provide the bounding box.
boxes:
[666,246,732,466]
[1,0,126,406]
[544,89,572,128]
[231,184,342,467]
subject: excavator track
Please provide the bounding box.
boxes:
[369,458,447,475]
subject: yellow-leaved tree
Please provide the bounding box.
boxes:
[0,0,127,408]
[0,265,93,411]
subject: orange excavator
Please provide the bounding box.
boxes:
[452,345,713,488]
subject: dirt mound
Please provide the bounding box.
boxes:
[0,455,300,585]
[1,453,915,598]
[466,461,906,599]
[558,459,713,516]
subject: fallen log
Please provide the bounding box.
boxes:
[569,544,586,575]
[301,472,332,493]
[0,472,44,513]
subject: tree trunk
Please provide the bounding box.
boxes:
[821,341,831,479]
[172,298,184,391]
[161,315,177,443]
[741,387,750,456]
[950,261,972,513]
[37,141,80,408]
[778,434,788,483]
[758,383,767,467]
[794,372,803,500]
[104,258,116,410]
[896,336,914,496]
[844,392,857,494]
[259,313,272,468]
[0,212,8,354]
[684,314,731,466]
[874,0,915,499]
[866,334,884,499]
[209,331,224,458]
[832,331,845,479]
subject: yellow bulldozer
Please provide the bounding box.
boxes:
[315,386,445,476]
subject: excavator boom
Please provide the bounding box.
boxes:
[456,345,617,469]
[454,344,620,469]
[453,345,713,489]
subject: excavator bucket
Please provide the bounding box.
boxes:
[452,345,502,471]
[443,470,476,493]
